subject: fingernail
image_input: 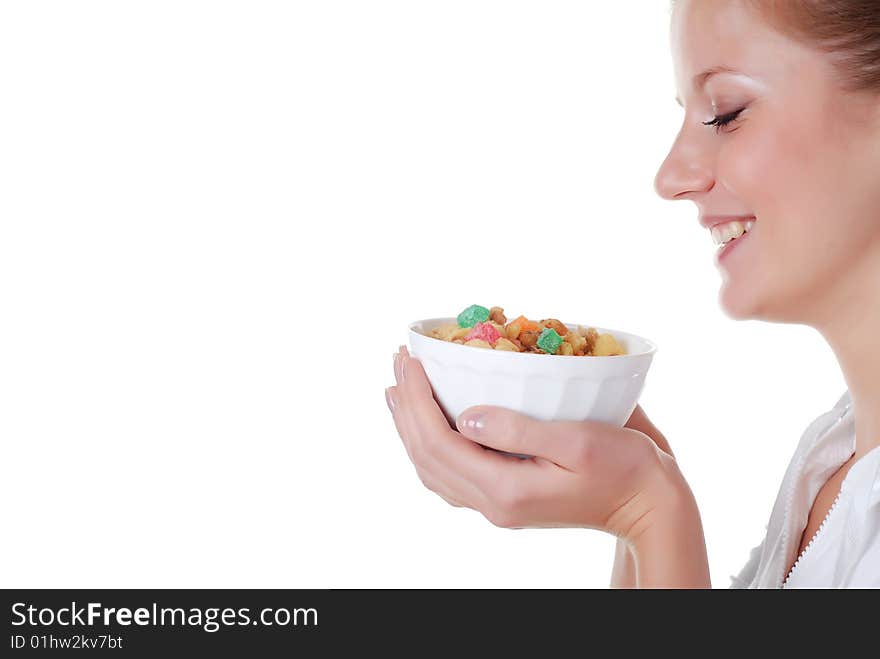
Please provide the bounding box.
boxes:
[457,411,486,434]
[385,388,395,412]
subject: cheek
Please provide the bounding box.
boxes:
[718,111,880,312]
[719,117,822,221]
[716,127,822,271]
[755,121,880,263]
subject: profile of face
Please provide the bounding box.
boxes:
[654,0,880,326]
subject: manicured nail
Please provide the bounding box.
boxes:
[385,388,395,412]
[458,411,486,434]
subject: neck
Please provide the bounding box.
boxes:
[814,255,880,461]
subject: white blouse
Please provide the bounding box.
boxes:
[730,390,880,588]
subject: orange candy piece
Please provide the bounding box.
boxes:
[509,315,540,332]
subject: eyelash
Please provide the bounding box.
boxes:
[702,108,745,133]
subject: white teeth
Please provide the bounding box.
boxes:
[711,219,754,246]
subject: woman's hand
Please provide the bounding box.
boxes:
[386,346,710,587]
[623,404,674,458]
[385,347,706,565]
[612,400,675,588]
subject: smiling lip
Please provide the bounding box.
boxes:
[699,215,756,229]
[714,225,752,267]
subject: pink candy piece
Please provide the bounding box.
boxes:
[464,322,501,346]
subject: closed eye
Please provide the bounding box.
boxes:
[702,108,745,133]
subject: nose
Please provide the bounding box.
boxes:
[653,127,715,201]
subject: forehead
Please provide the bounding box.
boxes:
[671,0,811,99]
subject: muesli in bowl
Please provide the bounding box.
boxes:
[408,305,655,428]
[428,304,627,357]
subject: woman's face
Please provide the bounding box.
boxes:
[655,0,880,324]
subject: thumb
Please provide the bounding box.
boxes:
[456,405,599,468]
[624,404,673,457]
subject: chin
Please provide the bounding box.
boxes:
[719,278,807,324]
[717,278,764,321]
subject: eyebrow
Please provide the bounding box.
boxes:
[675,65,739,107]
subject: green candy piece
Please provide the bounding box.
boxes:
[457,304,490,328]
[537,327,564,354]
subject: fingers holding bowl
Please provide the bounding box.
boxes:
[390,349,515,511]
[624,404,673,457]
[455,405,613,472]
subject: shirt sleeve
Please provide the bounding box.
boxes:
[729,538,766,589]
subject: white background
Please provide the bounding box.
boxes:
[0,1,846,588]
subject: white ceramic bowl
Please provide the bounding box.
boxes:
[408,317,657,428]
